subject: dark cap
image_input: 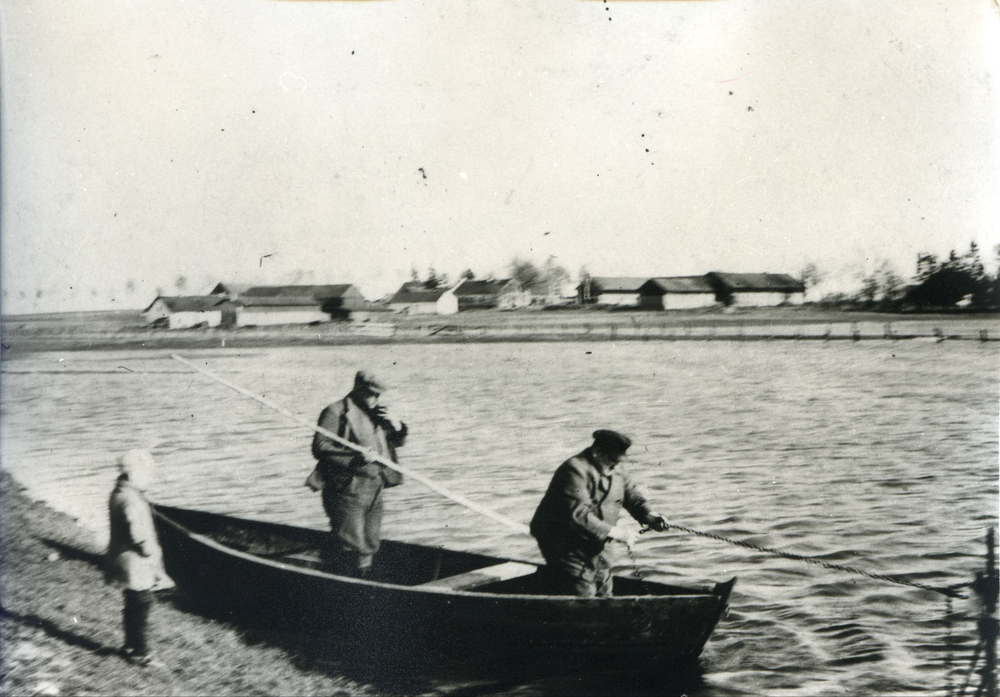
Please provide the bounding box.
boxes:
[592,429,632,455]
[354,370,387,394]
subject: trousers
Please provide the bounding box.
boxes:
[123,589,154,655]
[322,476,384,572]
[541,553,613,598]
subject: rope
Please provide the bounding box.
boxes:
[640,523,968,599]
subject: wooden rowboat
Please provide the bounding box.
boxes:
[152,504,734,669]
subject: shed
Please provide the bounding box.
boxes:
[453,279,521,310]
[578,277,649,306]
[388,285,458,315]
[707,272,805,307]
[142,296,233,329]
[639,277,719,310]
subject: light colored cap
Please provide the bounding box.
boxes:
[118,449,156,490]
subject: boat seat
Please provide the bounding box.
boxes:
[415,561,537,591]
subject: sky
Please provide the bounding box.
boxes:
[1,0,998,313]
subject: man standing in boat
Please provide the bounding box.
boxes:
[530,430,669,597]
[309,370,407,577]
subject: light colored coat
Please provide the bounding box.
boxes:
[106,478,169,591]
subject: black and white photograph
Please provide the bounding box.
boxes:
[1,1,998,695]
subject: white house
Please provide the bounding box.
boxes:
[387,284,459,315]
[453,279,523,310]
[141,296,232,329]
[578,277,648,306]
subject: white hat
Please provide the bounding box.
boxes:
[118,449,156,490]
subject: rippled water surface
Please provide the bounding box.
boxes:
[2,341,997,695]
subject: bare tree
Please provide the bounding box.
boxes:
[508,257,543,290]
[798,262,825,300]
[542,257,570,298]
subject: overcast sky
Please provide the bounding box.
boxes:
[1,0,998,313]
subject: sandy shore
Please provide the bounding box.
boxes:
[0,469,379,697]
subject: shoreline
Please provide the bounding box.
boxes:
[2,307,999,354]
[0,468,378,696]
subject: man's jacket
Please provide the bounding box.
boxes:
[530,448,654,565]
[312,395,407,491]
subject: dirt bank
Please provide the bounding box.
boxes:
[0,469,378,696]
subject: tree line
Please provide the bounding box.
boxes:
[808,242,999,312]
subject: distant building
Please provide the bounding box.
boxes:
[578,277,648,306]
[453,279,521,310]
[141,296,234,329]
[209,283,366,322]
[521,279,572,307]
[146,283,366,328]
[387,285,458,315]
[639,277,718,310]
[707,272,805,306]
[208,282,254,299]
[234,296,332,326]
[236,285,365,312]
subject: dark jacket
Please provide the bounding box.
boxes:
[312,395,407,491]
[530,448,655,567]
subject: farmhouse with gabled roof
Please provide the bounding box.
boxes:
[707,272,805,306]
[639,276,718,310]
[387,284,458,315]
[142,296,234,329]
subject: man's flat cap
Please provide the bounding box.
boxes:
[592,429,632,455]
[354,370,387,393]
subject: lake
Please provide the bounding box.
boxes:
[1,339,997,695]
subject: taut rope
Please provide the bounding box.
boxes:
[641,523,968,599]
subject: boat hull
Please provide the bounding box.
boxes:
[153,505,733,667]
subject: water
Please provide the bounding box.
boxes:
[2,340,997,695]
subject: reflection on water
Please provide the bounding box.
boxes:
[2,340,997,695]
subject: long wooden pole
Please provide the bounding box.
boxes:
[170,354,531,536]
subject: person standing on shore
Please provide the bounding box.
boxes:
[105,449,173,667]
[530,429,670,597]
[308,370,408,577]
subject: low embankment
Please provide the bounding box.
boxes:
[1,307,998,353]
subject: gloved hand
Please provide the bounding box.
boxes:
[606,522,639,547]
[645,513,669,532]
